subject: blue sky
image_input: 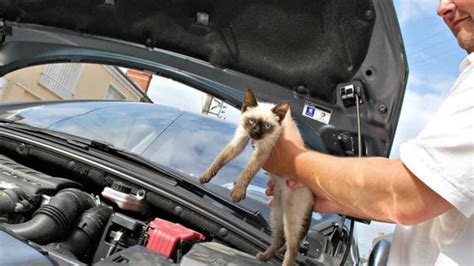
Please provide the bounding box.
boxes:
[146,0,468,259]
[390,0,466,161]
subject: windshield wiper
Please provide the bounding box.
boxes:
[84,140,270,232]
[0,119,270,231]
[0,118,80,140]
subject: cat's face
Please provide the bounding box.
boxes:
[241,89,289,140]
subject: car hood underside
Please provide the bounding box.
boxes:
[0,0,375,102]
[0,0,408,157]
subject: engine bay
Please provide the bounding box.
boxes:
[0,128,353,266]
[0,146,268,265]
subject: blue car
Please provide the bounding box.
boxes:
[0,0,407,265]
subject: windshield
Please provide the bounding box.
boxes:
[1,101,268,188]
[0,63,330,226]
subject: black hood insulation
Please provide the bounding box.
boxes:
[0,0,374,103]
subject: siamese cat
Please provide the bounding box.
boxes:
[199,89,314,266]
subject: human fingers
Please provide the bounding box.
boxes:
[265,180,274,196]
[282,110,304,146]
[265,186,273,196]
[286,179,306,189]
[267,179,274,188]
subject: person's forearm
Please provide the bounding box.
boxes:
[293,150,452,225]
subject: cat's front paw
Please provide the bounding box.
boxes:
[230,185,246,202]
[256,251,271,261]
[199,170,215,184]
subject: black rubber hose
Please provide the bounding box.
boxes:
[0,188,36,214]
[46,206,113,262]
[0,189,19,214]
[1,188,96,244]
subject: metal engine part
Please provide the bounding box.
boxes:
[0,154,81,196]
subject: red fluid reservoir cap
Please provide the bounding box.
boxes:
[146,218,205,258]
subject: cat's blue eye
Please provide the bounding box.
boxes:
[248,118,255,124]
[264,123,272,129]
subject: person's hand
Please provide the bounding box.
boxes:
[265,179,307,206]
[265,180,339,214]
[263,110,307,179]
[265,179,305,196]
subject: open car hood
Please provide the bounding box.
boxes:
[0,0,407,157]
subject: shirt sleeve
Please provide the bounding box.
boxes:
[400,75,474,218]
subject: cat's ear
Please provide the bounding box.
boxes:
[272,102,290,123]
[241,89,258,113]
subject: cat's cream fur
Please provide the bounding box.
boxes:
[199,89,314,266]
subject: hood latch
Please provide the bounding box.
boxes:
[339,81,364,107]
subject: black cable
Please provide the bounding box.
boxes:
[340,219,355,266]
[340,89,362,266]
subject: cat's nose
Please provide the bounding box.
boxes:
[252,127,261,135]
[250,127,262,139]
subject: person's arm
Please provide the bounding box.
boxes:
[263,112,453,225]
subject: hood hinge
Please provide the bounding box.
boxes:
[0,20,12,43]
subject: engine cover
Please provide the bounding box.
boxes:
[0,154,80,196]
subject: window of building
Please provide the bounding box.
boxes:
[40,63,83,99]
[105,84,126,100]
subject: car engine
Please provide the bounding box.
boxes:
[0,154,266,265]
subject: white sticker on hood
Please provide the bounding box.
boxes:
[302,101,332,124]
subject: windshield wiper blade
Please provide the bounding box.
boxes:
[0,118,13,124]
[84,140,270,231]
[0,118,75,139]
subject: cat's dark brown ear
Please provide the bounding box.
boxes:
[272,102,290,123]
[241,89,258,113]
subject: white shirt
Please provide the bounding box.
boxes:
[388,53,474,265]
